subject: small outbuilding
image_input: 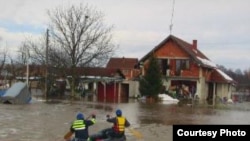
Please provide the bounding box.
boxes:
[0,82,31,104]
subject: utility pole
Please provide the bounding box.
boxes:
[45,29,49,100]
[26,48,29,89]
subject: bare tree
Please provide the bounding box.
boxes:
[0,46,7,74]
[47,3,116,98]
[18,36,46,65]
[5,56,23,86]
[0,43,8,85]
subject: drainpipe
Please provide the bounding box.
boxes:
[118,83,121,103]
[213,83,216,107]
[104,82,106,102]
[114,81,116,102]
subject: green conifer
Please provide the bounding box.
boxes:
[139,55,163,100]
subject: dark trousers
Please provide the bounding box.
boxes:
[89,128,126,141]
[72,138,88,141]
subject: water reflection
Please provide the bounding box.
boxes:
[1,94,250,141]
[138,101,250,125]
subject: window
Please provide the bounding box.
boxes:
[157,59,169,75]
[183,60,190,69]
[122,69,129,75]
[176,59,190,75]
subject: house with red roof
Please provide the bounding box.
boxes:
[69,57,140,102]
[106,57,140,80]
[106,57,141,99]
[71,67,126,102]
[139,35,235,105]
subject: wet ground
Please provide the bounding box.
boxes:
[1,91,250,141]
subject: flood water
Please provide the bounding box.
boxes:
[1,91,250,141]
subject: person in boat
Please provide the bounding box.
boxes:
[90,109,130,141]
[69,112,96,141]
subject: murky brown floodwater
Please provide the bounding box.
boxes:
[1,91,250,141]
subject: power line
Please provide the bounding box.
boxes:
[199,41,250,46]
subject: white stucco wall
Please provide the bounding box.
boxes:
[197,77,208,104]
[216,83,232,99]
[123,80,139,98]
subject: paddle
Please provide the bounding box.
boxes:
[64,131,73,140]
[128,128,143,139]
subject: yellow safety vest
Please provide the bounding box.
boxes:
[114,117,125,133]
[72,120,86,130]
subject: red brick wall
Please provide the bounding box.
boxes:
[155,41,189,57]
[155,40,200,78]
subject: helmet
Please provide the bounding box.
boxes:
[116,109,122,116]
[76,112,84,120]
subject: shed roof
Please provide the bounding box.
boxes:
[66,67,125,79]
[210,69,233,83]
[3,82,27,97]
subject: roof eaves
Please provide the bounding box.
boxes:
[216,68,233,82]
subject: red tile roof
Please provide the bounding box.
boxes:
[68,67,123,77]
[106,57,139,69]
[139,34,234,83]
[210,69,233,83]
[140,35,216,68]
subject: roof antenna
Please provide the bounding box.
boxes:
[169,0,175,34]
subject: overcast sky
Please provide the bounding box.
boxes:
[0,0,249,71]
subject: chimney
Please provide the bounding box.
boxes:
[192,40,197,50]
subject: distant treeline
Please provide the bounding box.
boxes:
[217,65,250,91]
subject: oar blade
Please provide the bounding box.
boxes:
[64,131,73,140]
[128,128,143,139]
